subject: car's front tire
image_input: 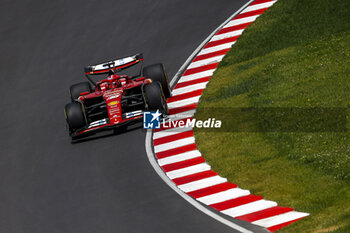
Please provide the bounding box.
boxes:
[69,82,92,101]
[64,102,87,131]
[143,63,171,98]
[143,82,168,114]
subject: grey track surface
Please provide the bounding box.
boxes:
[0,1,258,233]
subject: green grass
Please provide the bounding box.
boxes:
[194,0,350,232]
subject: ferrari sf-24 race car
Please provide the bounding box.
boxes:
[64,53,170,139]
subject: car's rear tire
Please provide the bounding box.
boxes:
[143,63,171,98]
[143,82,168,114]
[64,102,87,130]
[69,82,92,101]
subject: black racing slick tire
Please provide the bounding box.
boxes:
[143,63,171,98]
[143,82,168,114]
[64,102,87,131]
[69,82,92,101]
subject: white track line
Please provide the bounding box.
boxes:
[178,175,227,193]
[198,188,251,205]
[222,200,278,218]
[241,1,277,13]
[178,69,216,83]
[166,163,211,180]
[252,211,310,228]
[154,137,195,153]
[210,29,244,42]
[198,42,236,55]
[158,150,201,166]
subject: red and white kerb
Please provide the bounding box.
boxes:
[152,0,309,232]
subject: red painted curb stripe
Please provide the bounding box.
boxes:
[193,48,231,62]
[174,76,211,89]
[183,63,219,76]
[153,130,194,146]
[172,170,218,185]
[216,22,252,35]
[203,35,240,49]
[210,195,263,211]
[161,157,206,172]
[168,103,197,115]
[167,90,204,104]
[235,206,294,222]
[251,0,275,6]
[187,182,238,199]
[152,1,307,232]
[267,217,306,232]
[155,143,197,159]
[234,8,267,20]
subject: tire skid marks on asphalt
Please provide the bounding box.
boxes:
[153,0,308,231]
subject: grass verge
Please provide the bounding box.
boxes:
[194,0,350,232]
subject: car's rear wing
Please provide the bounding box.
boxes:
[84,53,143,75]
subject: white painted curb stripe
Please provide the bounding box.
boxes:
[198,188,251,205]
[252,211,310,228]
[187,55,224,69]
[154,137,195,153]
[168,96,201,109]
[198,42,236,55]
[222,200,278,218]
[172,82,208,96]
[166,163,211,179]
[146,0,307,232]
[178,175,227,193]
[153,127,192,140]
[223,15,259,28]
[178,69,216,83]
[158,150,201,166]
[210,29,244,42]
[241,1,277,13]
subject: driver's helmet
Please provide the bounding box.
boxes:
[119,77,127,86]
[100,82,109,91]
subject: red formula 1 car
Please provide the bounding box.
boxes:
[64,53,170,139]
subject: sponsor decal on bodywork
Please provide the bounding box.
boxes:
[88,119,107,128]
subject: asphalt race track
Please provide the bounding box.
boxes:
[0,1,253,232]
